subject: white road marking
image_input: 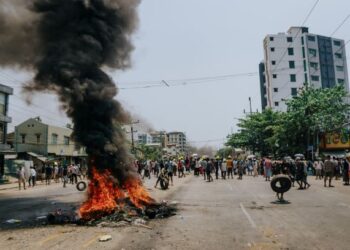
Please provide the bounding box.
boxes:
[240,202,257,228]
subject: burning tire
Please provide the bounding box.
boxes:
[76,181,87,192]
[270,174,291,194]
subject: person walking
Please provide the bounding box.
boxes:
[201,158,207,180]
[214,157,220,180]
[226,156,234,179]
[237,160,244,180]
[314,158,323,180]
[324,155,335,187]
[17,166,26,190]
[62,165,68,188]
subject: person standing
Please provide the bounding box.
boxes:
[324,155,335,187]
[29,167,36,187]
[45,164,52,185]
[206,158,213,182]
[226,156,234,179]
[343,156,350,186]
[214,157,220,180]
[314,159,323,180]
[237,160,244,180]
[253,159,258,177]
[221,159,227,179]
[17,166,26,190]
[201,158,207,180]
[264,157,272,181]
[166,160,174,186]
[62,165,68,188]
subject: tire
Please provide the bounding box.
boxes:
[270,174,292,193]
[76,181,87,191]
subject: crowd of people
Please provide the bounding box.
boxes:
[17,163,87,190]
[133,153,350,192]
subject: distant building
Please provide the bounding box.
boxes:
[260,26,349,111]
[167,131,187,153]
[14,117,86,167]
[0,84,13,178]
[138,133,152,145]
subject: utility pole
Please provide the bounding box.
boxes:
[126,120,139,153]
[249,97,252,115]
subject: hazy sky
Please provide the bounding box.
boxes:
[2,0,350,150]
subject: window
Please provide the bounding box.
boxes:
[338,78,345,84]
[0,123,4,143]
[270,47,275,52]
[36,134,41,144]
[287,37,293,42]
[288,48,294,55]
[308,36,315,42]
[274,102,279,107]
[302,47,305,58]
[310,62,318,70]
[269,37,274,41]
[333,40,341,46]
[273,88,278,93]
[64,136,70,145]
[272,74,277,79]
[335,53,342,59]
[301,37,304,45]
[52,134,58,145]
[0,93,6,116]
[271,60,276,65]
[336,66,344,72]
[21,134,26,144]
[289,61,295,69]
[290,74,296,82]
[291,88,297,96]
[311,75,319,81]
[308,49,317,57]
[303,60,307,71]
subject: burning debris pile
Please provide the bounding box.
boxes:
[47,200,177,227]
[0,0,167,220]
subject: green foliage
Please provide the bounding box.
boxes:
[226,85,350,157]
[135,144,162,160]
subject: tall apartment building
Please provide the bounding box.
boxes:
[260,27,349,111]
[167,131,187,153]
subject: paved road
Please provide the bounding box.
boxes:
[1,174,350,249]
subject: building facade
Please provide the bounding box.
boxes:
[14,117,86,166]
[0,84,13,178]
[167,131,187,154]
[260,27,349,111]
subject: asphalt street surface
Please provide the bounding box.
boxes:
[1,175,350,250]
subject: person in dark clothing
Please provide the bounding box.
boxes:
[295,158,305,190]
[206,158,213,182]
[214,158,220,179]
[343,157,350,185]
[62,165,68,188]
[45,164,52,185]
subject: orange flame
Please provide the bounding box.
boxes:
[79,167,154,220]
[124,178,155,208]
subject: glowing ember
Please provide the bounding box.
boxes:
[79,167,155,220]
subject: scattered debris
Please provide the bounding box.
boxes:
[99,234,112,242]
[5,219,21,224]
[7,237,14,241]
[36,216,47,220]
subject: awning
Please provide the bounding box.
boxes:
[4,154,17,160]
[27,152,48,162]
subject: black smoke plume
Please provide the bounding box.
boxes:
[0,0,141,184]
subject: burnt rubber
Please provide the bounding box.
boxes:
[270,174,292,194]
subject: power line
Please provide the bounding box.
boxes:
[330,14,350,37]
[272,0,320,73]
